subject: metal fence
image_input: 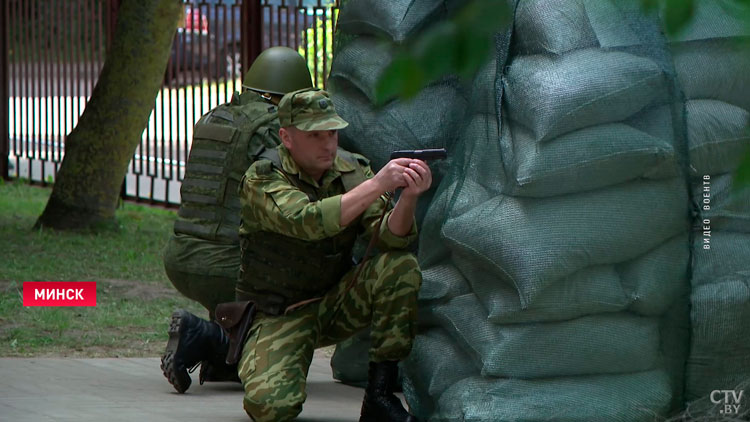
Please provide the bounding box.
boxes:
[2,0,339,205]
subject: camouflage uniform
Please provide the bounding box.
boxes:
[237,89,422,422]
[160,47,318,396]
[163,90,280,318]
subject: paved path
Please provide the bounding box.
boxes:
[0,351,364,422]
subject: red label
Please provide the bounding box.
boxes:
[23,282,97,307]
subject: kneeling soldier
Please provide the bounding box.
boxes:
[173,87,428,422]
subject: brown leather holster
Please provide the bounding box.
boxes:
[215,300,257,365]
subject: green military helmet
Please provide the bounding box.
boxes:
[242,47,313,96]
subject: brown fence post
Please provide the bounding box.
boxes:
[1,0,9,180]
[243,0,262,72]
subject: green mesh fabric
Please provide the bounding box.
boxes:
[336,0,449,43]
[329,0,750,419]
[434,371,674,422]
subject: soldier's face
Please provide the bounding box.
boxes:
[280,127,339,179]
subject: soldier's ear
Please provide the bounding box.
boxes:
[279,127,293,149]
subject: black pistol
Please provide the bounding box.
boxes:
[390,148,447,161]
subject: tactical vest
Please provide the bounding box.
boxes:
[173,92,280,243]
[237,147,369,315]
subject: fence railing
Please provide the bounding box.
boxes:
[4,0,339,206]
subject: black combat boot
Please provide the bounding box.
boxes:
[359,361,419,422]
[198,359,240,385]
[160,309,230,393]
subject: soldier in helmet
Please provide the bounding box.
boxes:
[160,46,313,394]
[166,87,429,421]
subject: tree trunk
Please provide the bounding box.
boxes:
[35,0,183,230]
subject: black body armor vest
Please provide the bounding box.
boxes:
[238,148,369,315]
[173,93,280,243]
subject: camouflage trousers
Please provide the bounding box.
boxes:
[237,250,421,422]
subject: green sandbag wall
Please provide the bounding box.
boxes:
[328,0,750,419]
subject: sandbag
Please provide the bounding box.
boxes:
[415,169,501,273]
[418,262,472,303]
[461,114,505,190]
[618,234,690,316]
[328,36,393,103]
[433,370,673,422]
[504,48,668,141]
[336,0,445,43]
[658,299,692,410]
[584,0,663,49]
[434,294,661,378]
[691,173,750,233]
[469,51,500,115]
[514,0,597,55]
[444,178,689,307]
[692,231,750,287]
[467,263,630,324]
[668,0,750,42]
[672,38,750,111]
[503,120,679,197]
[401,328,478,420]
[331,79,466,172]
[517,0,665,51]
[686,278,750,401]
[625,104,676,143]
[686,99,750,176]
[464,234,689,323]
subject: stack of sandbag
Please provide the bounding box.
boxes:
[401,1,694,420]
[672,0,750,410]
[328,0,470,387]
[329,0,750,420]
[405,0,690,421]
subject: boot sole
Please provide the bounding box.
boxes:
[160,310,192,393]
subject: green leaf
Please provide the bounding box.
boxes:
[733,135,750,192]
[640,0,660,12]
[412,22,460,81]
[455,30,493,79]
[374,54,424,106]
[663,0,695,35]
[456,0,511,33]
[373,0,511,104]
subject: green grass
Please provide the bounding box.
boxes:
[0,181,205,357]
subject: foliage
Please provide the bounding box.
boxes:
[374,0,510,105]
[642,0,750,36]
[297,5,338,89]
[735,124,750,192]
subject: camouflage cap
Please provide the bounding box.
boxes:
[278,87,349,131]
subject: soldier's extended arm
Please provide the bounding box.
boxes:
[340,158,412,227]
[240,168,343,241]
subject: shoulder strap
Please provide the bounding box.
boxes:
[255,148,368,198]
[256,148,318,201]
[258,147,283,169]
[336,149,369,192]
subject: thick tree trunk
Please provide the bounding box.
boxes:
[35,0,183,230]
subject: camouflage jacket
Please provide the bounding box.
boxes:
[239,144,417,249]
